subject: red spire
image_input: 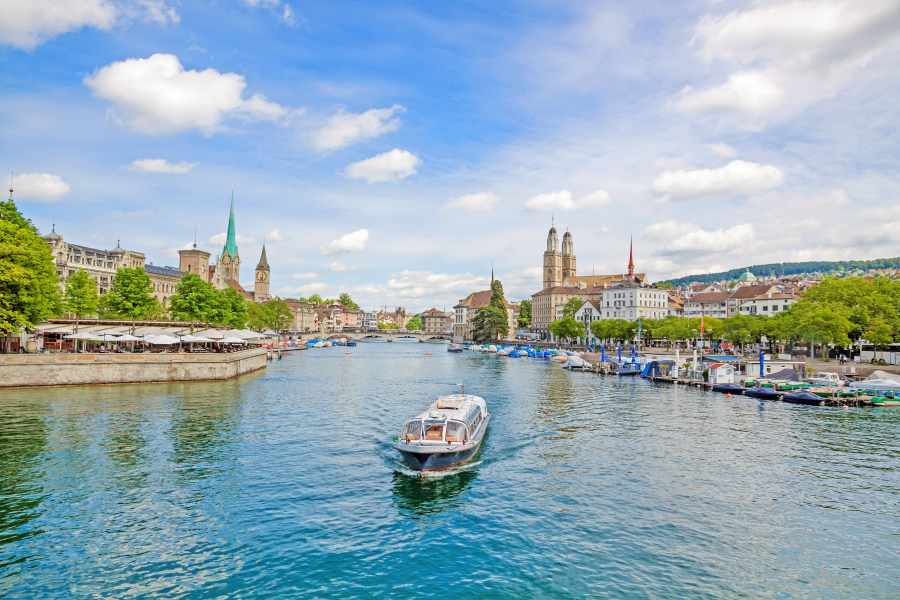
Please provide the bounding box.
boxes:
[627,236,635,277]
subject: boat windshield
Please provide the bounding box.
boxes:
[403,420,423,441]
[423,420,445,441]
[446,420,467,444]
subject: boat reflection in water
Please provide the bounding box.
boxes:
[392,468,478,515]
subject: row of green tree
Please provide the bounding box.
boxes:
[546,277,900,354]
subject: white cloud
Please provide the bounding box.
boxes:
[281,282,329,297]
[345,149,420,183]
[129,158,195,174]
[525,189,611,211]
[526,190,573,211]
[291,271,319,280]
[265,228,283,241]
[386,270,487,299]
[328,261,350,272]
[312,105,404,151]
[11,173,71,201]
[708,143,737,158]
[652,160,784,200]
[446,192,498,213]
[135,0,179,25]
[577,189,611,208]
[646,221,755,255]
[321,229,369,255]
[0,0,117,50]
[243,0,297,26]
[208,232,254,246]
[679,1,900,122]
[84,53,288,134]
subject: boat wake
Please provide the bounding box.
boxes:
[393,459,484,479]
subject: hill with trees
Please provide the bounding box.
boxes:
[659,257,900,287]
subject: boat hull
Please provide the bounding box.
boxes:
[395,415,490,472]
[782,391,826,405]
[712,383,744,395]
[745,387,781,400]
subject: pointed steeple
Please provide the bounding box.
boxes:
[224,193,238,258]
[627,236,635,277]
[257,244,269,270]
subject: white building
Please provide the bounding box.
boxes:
[600,283,669,320]
[739,291,797,317]
[683,291,730,318]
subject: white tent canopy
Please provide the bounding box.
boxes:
[144,334,181,345]
[180,334,214,343]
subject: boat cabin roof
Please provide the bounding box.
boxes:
[409,394,486,422]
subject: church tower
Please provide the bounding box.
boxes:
[254,244,270,302]
[214,196,241,288]
[561,230,576,285]
[543,224,562,289]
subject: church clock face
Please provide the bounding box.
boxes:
[257,271,268,282]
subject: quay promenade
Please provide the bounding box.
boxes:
[0,348,268,388]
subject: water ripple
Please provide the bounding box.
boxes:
[0,345,898,598]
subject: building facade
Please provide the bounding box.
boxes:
[45,198,274,312]
[421,308,452,334]
[600,282,669,320]
[739,291,797,317]
[684,291,730,318]
[453,290,518,342]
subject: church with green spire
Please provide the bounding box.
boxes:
[204,195,271,302]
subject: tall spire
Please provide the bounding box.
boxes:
[257,243,269,269]
[224,193,238,257]
[627,235,635,277]
[7,171,13,201]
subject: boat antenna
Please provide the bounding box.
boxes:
[458,382,465,396]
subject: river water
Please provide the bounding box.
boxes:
[1,343,898,598]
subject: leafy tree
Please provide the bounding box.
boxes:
[406,314,423,331]
[549,317,582,343]
[307,294,324,305]
[489,279,505,308]
[562,297,584,319]
[473,304,508,342]
[517,299,532,328]
[64,270,99,330]
[0,198,62,334]
[220,287,248,328]
[338,293,359,311]
[377,321,399,330]
[864,319,894,362]
[99,267,160,323]
[248,299,292,331]
[787,300,852,358]
[170,274,220,322]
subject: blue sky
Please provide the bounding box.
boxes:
[3,1,900,311]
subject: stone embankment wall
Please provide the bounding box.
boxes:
[0,349,268,388]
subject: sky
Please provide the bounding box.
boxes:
[2,0,900,312]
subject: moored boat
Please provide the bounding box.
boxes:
[745,386,782,400]
[782,390,826,405]
[447,343,464,353]
[394,394,490,471]
[712,383,744,394]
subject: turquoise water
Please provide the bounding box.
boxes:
[1,343,898,598]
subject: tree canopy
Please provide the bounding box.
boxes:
[406,314,423,331]
[549,316,582,342]
[517,299,532,328]
[0,199,62,333]
[561,297,584,319]
[472,279,510,342]
[65,270,99,325]
[247,298,293,331]
[99,267,161,322]
[338,293,359,311]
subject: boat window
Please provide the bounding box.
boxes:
[471,409,482,431]
[403,420,422,441]
[423,421,445,441]
[446,421,467,443]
